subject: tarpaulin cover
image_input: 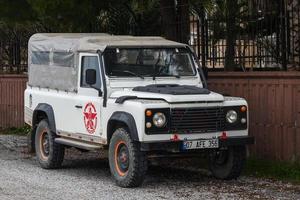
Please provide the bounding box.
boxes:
[28,33,186,92]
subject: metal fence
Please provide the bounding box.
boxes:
[1,0,300,73]
[0,39,28,74]
[189,0,300,71]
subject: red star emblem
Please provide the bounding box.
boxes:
[83,103,97,134]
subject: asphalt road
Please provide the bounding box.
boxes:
[0,135,299,200]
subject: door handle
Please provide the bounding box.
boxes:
[75,105,82,109]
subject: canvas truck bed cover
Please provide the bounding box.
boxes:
[28,33,186,92]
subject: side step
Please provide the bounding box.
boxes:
[55,137,102,151]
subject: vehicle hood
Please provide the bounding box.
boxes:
[109,90,224,103]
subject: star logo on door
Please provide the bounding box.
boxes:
[83,102,97,134]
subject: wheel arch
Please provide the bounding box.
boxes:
[32,103,56,132]
[107,111,139,143]
[29,103,56,153]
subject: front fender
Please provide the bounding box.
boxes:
[107,111,139,142]
[32,103,56,132]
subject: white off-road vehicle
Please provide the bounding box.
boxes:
[25,33,254,187]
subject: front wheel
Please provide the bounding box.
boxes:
[108,128,148,188]
[208,146,246,180]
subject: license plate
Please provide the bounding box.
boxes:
[182,139,219,150]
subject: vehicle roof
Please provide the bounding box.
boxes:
[29,33,187,53]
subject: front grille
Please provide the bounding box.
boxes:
[170,107,225,134]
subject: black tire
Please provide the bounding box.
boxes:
[108,128,147,188]
[208,146,246,180]
[35,119,65,169]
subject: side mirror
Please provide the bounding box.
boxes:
[86,69,96,85]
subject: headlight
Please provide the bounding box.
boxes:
[226,110,238,123]
[153,112,166,128]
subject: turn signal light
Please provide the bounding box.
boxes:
[240,106,247,112]
[146,110,152,117]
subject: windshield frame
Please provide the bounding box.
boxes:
[102,46,198,79]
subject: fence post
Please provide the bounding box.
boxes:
[280,0,288,70]
[200,6,206,68]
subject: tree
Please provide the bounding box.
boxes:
[224,0,239,71]
[98,0,161,36]
[27,0,108,32]
[0,0,38,72]
[191,0,249,71]
[159,0,190,43]
[0,0,164,73]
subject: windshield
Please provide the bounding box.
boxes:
[103,48,196,78]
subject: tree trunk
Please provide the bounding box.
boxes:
[159,0,177,41]
[225,0,238,71]
[177,0,190,44]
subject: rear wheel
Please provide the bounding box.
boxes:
[108,128,147,188]
[208,146,246,180]
[35,120,65,169]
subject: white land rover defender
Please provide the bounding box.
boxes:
[25,33,254,187]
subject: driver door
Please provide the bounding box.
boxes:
[73,53,103,137]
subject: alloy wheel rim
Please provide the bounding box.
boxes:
[40,130,50,160]
[114,141,129,176]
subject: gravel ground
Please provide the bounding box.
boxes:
[0,135,299,200]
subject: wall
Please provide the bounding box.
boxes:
[1,72,300,162]
[208,72,300,161]
[0,74,27,129]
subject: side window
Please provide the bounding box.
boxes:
[80,56,101,89]
[53,52,74,67]
[31,51,50,65]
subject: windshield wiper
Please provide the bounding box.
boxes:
[112,70,144,79]
[169,74,181,79]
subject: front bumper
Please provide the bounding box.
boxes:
[140,136,254,152]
